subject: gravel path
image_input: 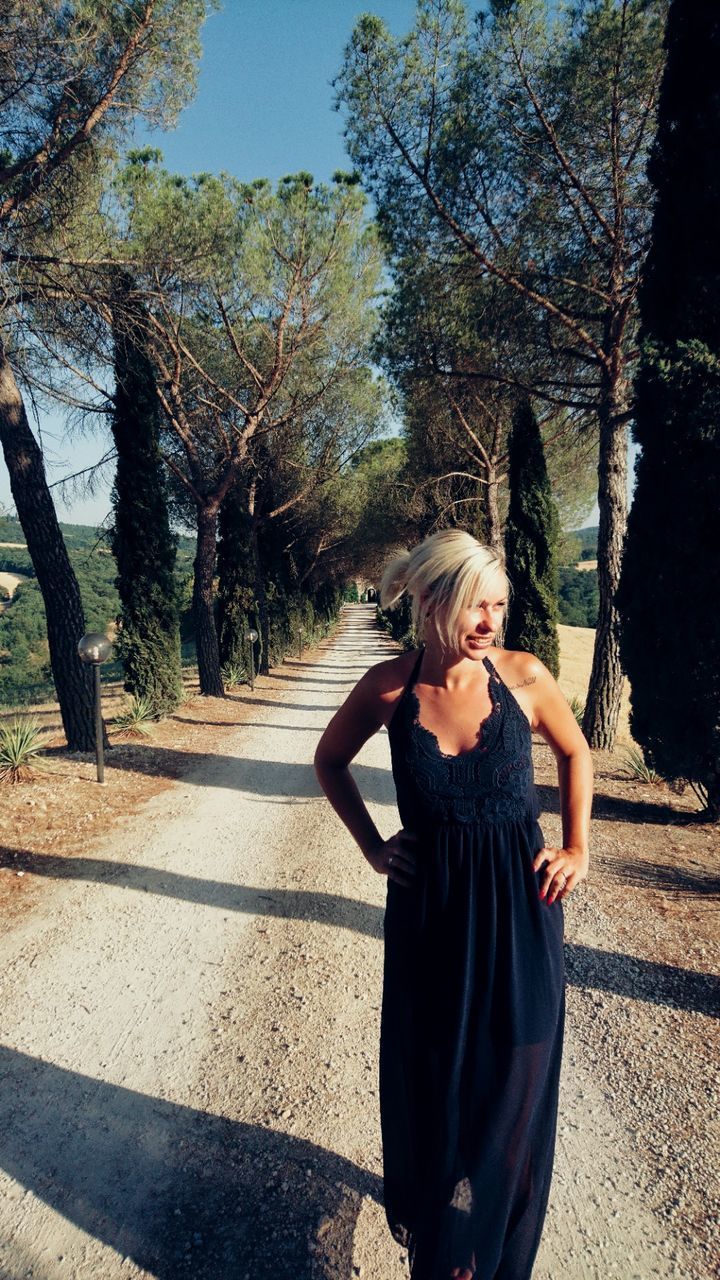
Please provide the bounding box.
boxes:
[0,605,715,1280]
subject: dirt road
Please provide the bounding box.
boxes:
[0,607,711,1279]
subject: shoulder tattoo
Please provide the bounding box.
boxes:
[507,675,537,690]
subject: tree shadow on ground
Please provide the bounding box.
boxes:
[598,851,720,898]
[589,791,703,825]
[263,673,365,685]
[98,750,393,804]
[2,849,716,1017]
[0,1046,377,1280]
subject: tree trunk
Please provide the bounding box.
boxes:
[250,515,271,676]
[582,373,628,750]
[704,771,720,824]
[486,462,503,555]
[0,341,99,750]
[193,504,224,696]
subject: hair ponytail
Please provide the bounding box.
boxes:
[379,549,413,611]
[378,529,509,652]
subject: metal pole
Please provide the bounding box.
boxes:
[94,663,105,783]
[249,642,255,691]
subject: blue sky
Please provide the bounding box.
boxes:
[0,0,607,529]
[1,0,418,528]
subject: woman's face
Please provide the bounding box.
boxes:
[453,583,507,657]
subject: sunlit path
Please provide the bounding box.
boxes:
[0,607,706,1278]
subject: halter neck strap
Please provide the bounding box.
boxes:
[406,645,425,694]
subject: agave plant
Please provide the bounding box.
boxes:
[111,695,157,737]
[568,696,585,728]
[619,744,662,785]
[221,661,247,689]
[0,717,49,783]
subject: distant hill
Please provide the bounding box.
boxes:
[574,526,598,559]
[0,517,196,707]
[0,516,197,562]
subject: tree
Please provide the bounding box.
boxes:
[112,161,383,693]
[504,397,560,676]
[305,436,410,588]
[110,272,182,715]
[216,479,258,677]
[337,0,667,747]
[617,0,720,818]
[379,254,597,549]
[0,0,213,747]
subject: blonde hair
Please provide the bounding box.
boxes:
[380,529,510,652]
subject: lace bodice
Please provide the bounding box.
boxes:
[387,647,539,827]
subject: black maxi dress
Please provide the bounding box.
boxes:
[380,647,565,1280]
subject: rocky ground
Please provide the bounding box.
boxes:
[0,604,717,1279]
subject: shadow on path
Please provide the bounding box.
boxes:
[0,1046,378,1280]
[2,849,716,1018]
[102,751,394,804]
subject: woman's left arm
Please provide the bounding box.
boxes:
[520,655,594,905]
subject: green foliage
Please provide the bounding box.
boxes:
[568,696,585,728]
[110,273,183,715]
[111,695,157,737]
[573,527,597,558]
[0,521,194,706]
[110,157,385,693]
[215,476,347,678]
[376,595,415,651]
[336,437,411,582]
[337,0,667,747]
[220,661,247,689]
[619,745,662,785]
[504,399,560,675]
[0,716,49,783]
[0,550,119,706]
[0,0,217,235]
[558,568,598,627]
[617,0,720,818]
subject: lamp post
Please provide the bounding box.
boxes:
[246,628,258,691]
[77,633,112,783]
[298,626,305,660]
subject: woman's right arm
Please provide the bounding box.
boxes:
[313,667,417,887]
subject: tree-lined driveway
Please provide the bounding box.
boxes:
[0,606,711,1279]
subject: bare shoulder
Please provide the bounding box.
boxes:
[314,648,420,767]
[362,649,421,725]
[492,647,552,691]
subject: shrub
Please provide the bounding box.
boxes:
[619,745,662,785]
[111,695,157,737]
[221,661,247,689]
[0,717,49,783]
[568,696,585,728]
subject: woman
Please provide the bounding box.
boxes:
[314,530,592,1280]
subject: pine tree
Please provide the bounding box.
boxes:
[617,0,720,819]
[110,276,182,715]
[504,398,560,678]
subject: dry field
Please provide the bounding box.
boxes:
[0,571,29,602]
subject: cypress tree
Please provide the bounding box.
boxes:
[216,482,259,678]
[110,276,183,715]
[617,1,720,819]
[504,397,560,678]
